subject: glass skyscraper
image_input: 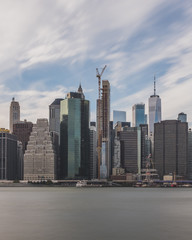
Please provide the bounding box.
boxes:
[113,110,126,128]
[148,80,161,135]
[178,112,187,122]
[49,98,64,138]
[132,103,145,127]
[60,85,90,179]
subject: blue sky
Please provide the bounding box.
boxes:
[0,0,192,128]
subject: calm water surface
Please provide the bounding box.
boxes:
[0,187,192,240]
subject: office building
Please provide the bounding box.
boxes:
[140,124,151,169]
[60,85,90,179]
[113,110,126,128]
[13,120,33,154]
[90,121,96,127]
[148,79,161,135]
[0,131,18,180]
[188,129,192,180]
[145,114,147,124]
[24,119,57,181]
[49,98,64,137]
[132,103,145,127]
[120,127,141,175]
[9,98,20,133]
[17,141,24,180]
[89,126,97,179]
[178,112,187,122]
[113,134,121,169]
[154,120,188,179]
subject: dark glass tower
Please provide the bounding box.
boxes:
[60,85,90,179]
[154,120,188,179]
[49,98,64,138]
[0,131,18,180]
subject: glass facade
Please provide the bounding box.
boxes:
[132,104,145,127]
[148,96,161,135]
[0,133,18,180]
[178,112,187,122]
[60,93,90,179]
[113,110,126,128]
[188,129,192,179]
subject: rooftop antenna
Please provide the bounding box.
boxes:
[154,75,156,96]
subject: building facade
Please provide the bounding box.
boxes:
[188,129,192,180]
[132,103,145,127]
[24,119,57,181]
[148,81,161,135]
[9,98,20,133]
[0,132,18,180]
[13,120,33,154]
[113,110,126,128]
[49,98,64,137]
[120,127,141,175]
[178,112,187,122]
[60,86,90,179]
[154,120,188,179]
[89,126,97,179]
[140,124,150,169]
[96,80,111,179]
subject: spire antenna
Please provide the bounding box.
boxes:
[154,75,156,96]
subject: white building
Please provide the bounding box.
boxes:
[148,80,161,135]
[24,119,56,181]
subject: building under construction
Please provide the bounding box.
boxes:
[96,67,111,179]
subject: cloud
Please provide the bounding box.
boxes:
[0,86,64,128]
[0,0,165,75]
[0,0,192,129]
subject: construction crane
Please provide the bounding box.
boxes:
[96,65,107,179]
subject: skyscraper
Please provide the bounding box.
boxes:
[60,85,90,179]
[89,126,97,179]
[113,110,126,128]
[132,103,145,127]
[13,120,33,154]
[0,130,18,180]
[9,97,20,133]
[97,80,110,179]
[178,112,187,122]
[140,124,150,169]
[154,120,188,179]
[120,127,141,175]
[24,119,57,181]
[148,78,161,135]
[188,129,192,180]
[49,98,64,137]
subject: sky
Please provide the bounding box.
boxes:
[0,0,192,128]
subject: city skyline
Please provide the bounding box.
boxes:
[0,1,192,128]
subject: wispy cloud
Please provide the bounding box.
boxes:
[0,0,192,128]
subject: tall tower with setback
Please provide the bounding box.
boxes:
[148,78,161,136]
[96,79,111,179]
[60,85,90,179]
[9,97,20,133]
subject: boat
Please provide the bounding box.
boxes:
[76,180,88,187]
[171,182,177,187]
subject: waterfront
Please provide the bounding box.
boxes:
[0,187,191,240]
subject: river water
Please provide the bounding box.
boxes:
[0,187,191,240]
